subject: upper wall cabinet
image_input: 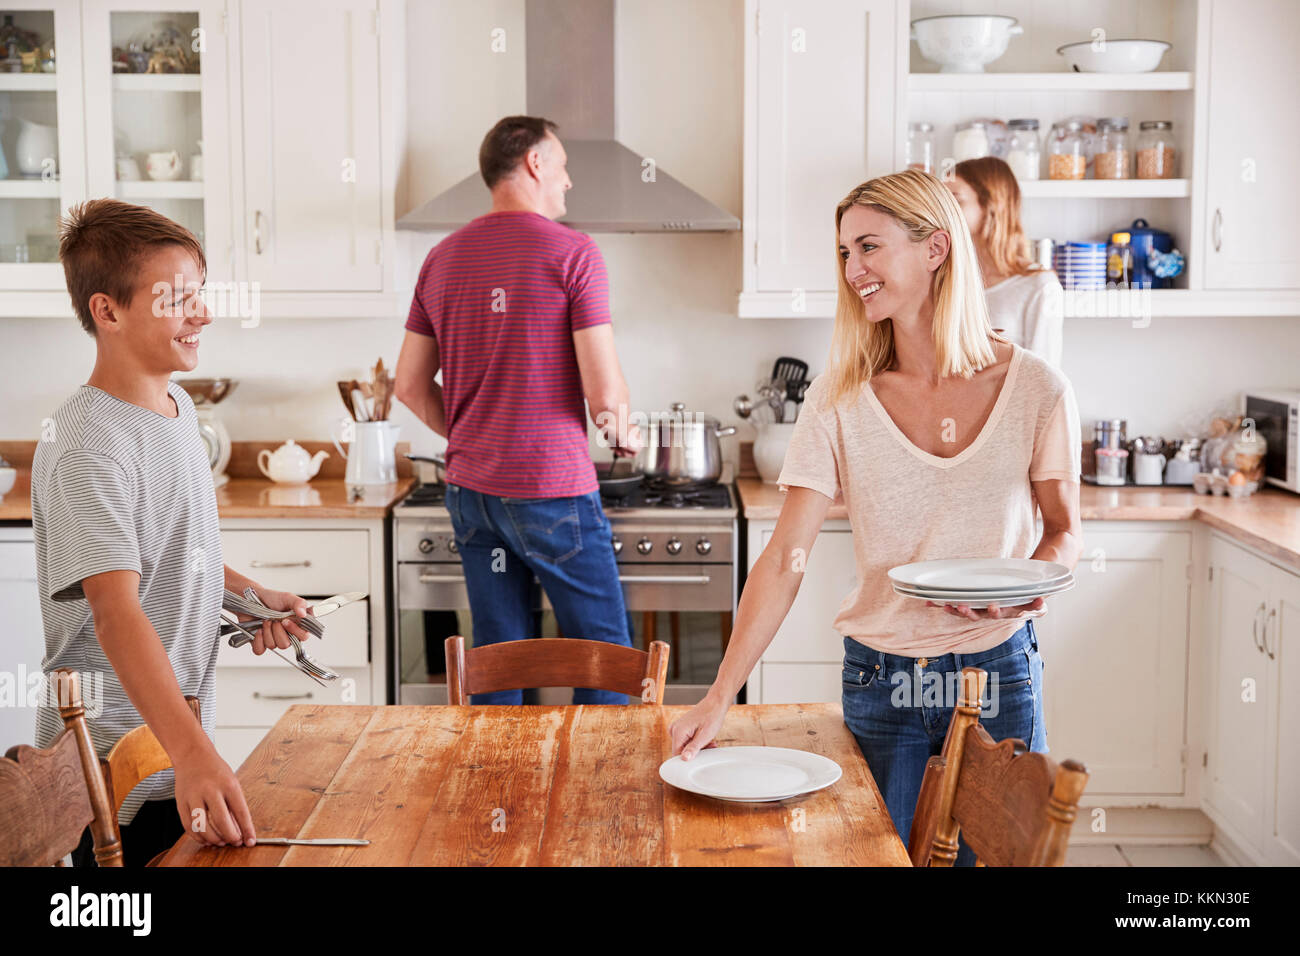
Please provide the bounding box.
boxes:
[230,0,389,296]
[740,0,898,318]
[1202,0,1300,291]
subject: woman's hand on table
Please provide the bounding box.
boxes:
[925,596,1045,621]
[669,690,730,760]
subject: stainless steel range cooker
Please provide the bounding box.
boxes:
[392,470,739,704]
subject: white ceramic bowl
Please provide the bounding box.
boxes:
[911,15,1023,73]
[1057,39,1170,73]
[0,467,15,498]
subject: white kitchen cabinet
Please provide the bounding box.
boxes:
[1203,0,1300,291]
[228,0,398,299]
[1204,532,1300,865]
[0,527,44,751]
[1038,527,1191,799]
[739,0,898,318]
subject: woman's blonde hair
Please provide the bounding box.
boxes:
[826,168,1007,406]
[953,156,1041,279]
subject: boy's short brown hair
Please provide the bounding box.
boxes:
[58,198,207,336]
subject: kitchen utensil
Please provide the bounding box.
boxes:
[239,586,338,682]
[1134,452,1167,485]
[14,119,57,176]
[889,558,1070,590]
[310,591,367,617]
[1056,38,1170,73]
[642,402,736,487]
[597,457,645,498]
[894,578,1075,609]
[753,421,797,484]
[404,453,447,484]
[733,395,753,419]
[332,420,400,485]
[145,149,182,181]
[893,576,1075,600]
[219,609,329,686]
[910,15,1024,73]
[350,386,369,422]
[659,746,841,802]
[257,440,329,484]
[771,357,809,402]
[250,837,370,846]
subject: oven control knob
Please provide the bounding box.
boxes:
[666,537,683,555]
[636,537,654,555]
[695,537,713,556]
[447,539,459,554]
[418,537,436,554]
[611,534,623,555]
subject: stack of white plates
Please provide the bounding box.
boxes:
[888,558,1074,608]
[659,746,842,803]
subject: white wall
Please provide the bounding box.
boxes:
[2,0,1297,456]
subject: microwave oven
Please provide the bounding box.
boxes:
[1244,390,1300,493]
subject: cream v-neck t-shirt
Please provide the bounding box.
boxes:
[777,343,1080,658]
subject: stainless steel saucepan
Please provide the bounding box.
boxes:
[641,402,736,486]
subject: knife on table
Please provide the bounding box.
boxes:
[250,837,370,846]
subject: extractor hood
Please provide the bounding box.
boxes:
[397,0,739,234]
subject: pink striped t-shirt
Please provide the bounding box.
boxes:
[406,211,611,497]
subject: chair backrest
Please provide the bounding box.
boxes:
[445,636,670,705]
[103,696,201,820]
[908,667,1089,867]
[0,670,121,866]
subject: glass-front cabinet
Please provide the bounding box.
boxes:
[0,0,229,296]
[0,1,83,290]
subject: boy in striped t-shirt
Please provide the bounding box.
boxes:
[32,199,313,865]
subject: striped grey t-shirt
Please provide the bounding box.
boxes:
[32,382,222,826]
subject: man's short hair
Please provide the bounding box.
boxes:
[479,115,559,190]
[57,198,207,336]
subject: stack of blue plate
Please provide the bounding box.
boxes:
[1052,241,1107,289]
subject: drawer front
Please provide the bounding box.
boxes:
[215,666,371,727]
[216,599,370,669]
[222,529,369,594]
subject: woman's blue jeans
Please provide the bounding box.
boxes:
[444,483,632,705]
[841,619,1047,867]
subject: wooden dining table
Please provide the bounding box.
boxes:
[158,702,911,866]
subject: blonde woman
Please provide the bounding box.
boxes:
[946,157,1064,368]
[670,169,1082,866]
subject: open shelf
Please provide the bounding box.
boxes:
[117,179,204,199]
[0,179,61,198]
[111,73,200,92]
[1018,179,1190,199]
[908,71,1194,93]
[0,73,57,91]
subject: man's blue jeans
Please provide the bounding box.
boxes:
[444,483,632,705]
[841,619,1047,866]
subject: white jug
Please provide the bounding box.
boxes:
[15,119,58,177]
[332,420,400,485]
[753,421,798,484]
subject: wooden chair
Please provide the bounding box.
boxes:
[445,636,670,705]
[1,670,122,866]
[103,696,201,824]
[907,666,1090,867]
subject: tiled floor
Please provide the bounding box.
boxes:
[1066,844,1228,866]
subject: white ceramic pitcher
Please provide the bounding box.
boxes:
[331,420,400,485]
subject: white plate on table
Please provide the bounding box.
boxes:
[888,558,1070,591]
[659,746,842,803]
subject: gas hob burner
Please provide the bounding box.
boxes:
[400,483,446,508]
[604,479,732,511]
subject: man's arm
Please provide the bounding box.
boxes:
[394,329,447,437]
[81,570,255,847]
[573,323,641,457]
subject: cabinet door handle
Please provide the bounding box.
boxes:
[1212,208,1222,253]
[254,209,266,254]
[249,559,312,569]
[1264,607,1277,660]
[253,691,314,701]
[1252,602,1266,652]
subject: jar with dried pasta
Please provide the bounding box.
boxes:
[1136,120,1178,179]
[1048,120,1086,180]
[1094,117,1131,179]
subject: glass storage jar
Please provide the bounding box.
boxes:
[1006,119,1040,180]
[1094,117,1131,179]
[1048,120,1086,180]
[906,122,935,174]
[1136,120,1178,179]
[953,120,991,163]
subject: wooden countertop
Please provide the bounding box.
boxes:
[0,469,413,521]
[736,478,1300,572]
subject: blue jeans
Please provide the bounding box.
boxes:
[444,483,632,705]
[841,619,1047,867]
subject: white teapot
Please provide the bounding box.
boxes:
[257,440,329,484]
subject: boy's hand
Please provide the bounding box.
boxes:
[173,747,257,848]
[240,588,313,655]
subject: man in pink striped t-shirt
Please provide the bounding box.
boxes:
[395,116,641,705]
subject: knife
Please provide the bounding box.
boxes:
[251,837,370,846]
[309,591,367,617]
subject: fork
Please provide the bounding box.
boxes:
[220,609,328,687]
[242,587,339,683]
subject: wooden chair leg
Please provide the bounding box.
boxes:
[670,612,680,680]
